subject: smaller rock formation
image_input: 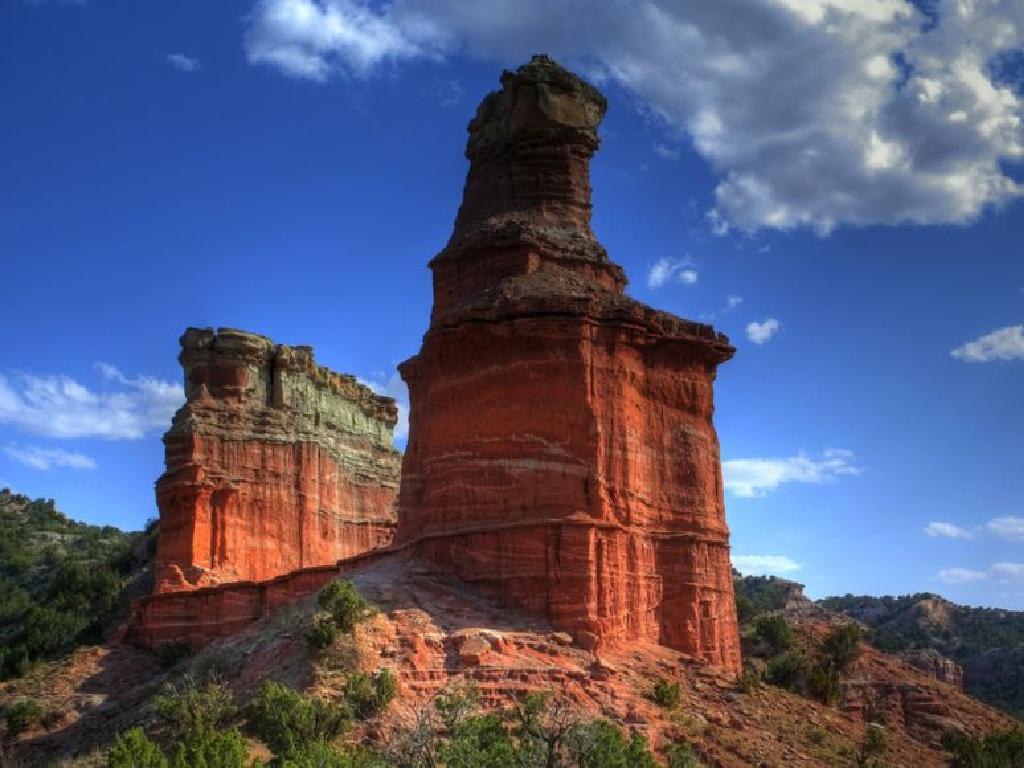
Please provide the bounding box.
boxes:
[899,649,964,690]
[154,328,400,592]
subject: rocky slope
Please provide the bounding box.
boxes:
[3,556,1014,767]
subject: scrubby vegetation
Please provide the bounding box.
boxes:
[103,676,698,768]
[942,728,1024,768]
[650,677,681,709]
[308,579,378,650]
[0,490,153,679]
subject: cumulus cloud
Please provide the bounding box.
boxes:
[360,370,409,444]
[987,516,1024,542]
[3,445,96,471]
[646,257,697,289]
[937,567,987,584]
[746,318,780,344]
[924,521,973,539]
[732,554,801,576]
[245,0,437,80]
[246,0,1024,233]
[951,325,1024,362]
[166,53,201,72]
[723,448,861,498]
[0,364,183,440]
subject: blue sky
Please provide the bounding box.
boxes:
[2,0,1023,608]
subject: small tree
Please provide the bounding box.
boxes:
[152,676,237,745]
[666,742,701,768]
[108,727,168,768]
[754,615,795,655]
[307,615,339,650]
[4,699,43,738]
[319,580,375,633]
[248,681,349,760]
[822,623,863,673]
[344,670,397,719]
[650,678,681,709]
[765,650,811,691]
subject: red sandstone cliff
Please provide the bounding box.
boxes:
[153,327,401,593]
[396,56,741,672]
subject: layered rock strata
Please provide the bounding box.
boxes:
[153,327,400,593]
[396,56,741,672]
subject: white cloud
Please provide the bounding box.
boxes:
[951,325,1024,362]
[0,365,183,440]
[991,562,1024,581]
[746,317,780,344]
[732,554,801,575]
[987,516,1024,542]
[246,0,1024,233]
[645,257,697,289]
[3,445,96,471]
[723,448,861,497]
[938,567,987,584]
[653,143,680,160]
[726,295,743,311]
[167,53,201,72]
[924,521,973,539]
[360,371,409,444]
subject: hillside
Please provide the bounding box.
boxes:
[0,555,1016,767]
[0,489,154,680]
[820,591,1024,717]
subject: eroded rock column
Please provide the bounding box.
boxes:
[396,56,741,672]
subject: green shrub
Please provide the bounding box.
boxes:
[5,699,44,738]
[650,677,681,709]
[942,728,1024,767]
[153,676,237,744]
[859,724,887,765]
[307,615,339,650]
[666,742,701,767]
[248,681,349,759]
[281,741,384,768]
[318,580,374,633]
[565,720,658,768]
[735,669,761,694]
[822,623,863,673]
[807,663,842,706]
[344,670,396,718]
[108,727,168,768]
[754,615,795,654]
[765,650,811,691]
[168,728,249,768]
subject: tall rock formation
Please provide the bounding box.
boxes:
[154,327,400,592]
[396,56,741,671]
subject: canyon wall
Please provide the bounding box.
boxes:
[396,56,741,672]
[153,327,400,593]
